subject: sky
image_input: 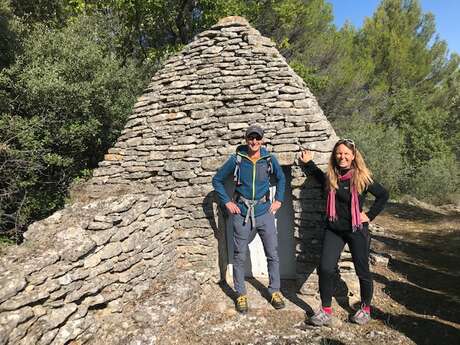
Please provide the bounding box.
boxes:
[327,0,459,55]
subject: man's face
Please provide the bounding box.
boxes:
[245,133,263,154]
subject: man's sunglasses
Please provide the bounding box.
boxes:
[246,134,262,141]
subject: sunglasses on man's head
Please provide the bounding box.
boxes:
[247,134,262,141]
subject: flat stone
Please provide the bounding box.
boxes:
[87,221,112,230]
[0,290,50,312]
[201,156,228,170]
[98,242,123,260]
[272,144,299,152]
[104,154,123,161]
[113,253,143,273]
[43,303,77,330]
[83,253,102,269]
[0,275,27,304]
[370,253,390,267]
[118,263,145,283]
[60,239,96,262]
[90,228,118,246]
[107,196,138,214]
[172,170,197,180]
[50,317,88,345]
[0,306,34,338]
[119,201,152,227]
[276,152,297,165]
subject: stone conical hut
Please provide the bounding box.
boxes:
[91,16,338,282]
[0,16,348,344]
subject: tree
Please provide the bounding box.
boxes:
[0,0,23,70]
[66,0,252,66]
[357,0,458,107]
[0,14,146,236]
[340,0,459,201]
[9,0,69,25]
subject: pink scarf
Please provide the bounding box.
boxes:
[327,170,362,231]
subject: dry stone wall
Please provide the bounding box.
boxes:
[0,190,174,344]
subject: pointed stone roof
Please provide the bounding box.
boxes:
[92,15,337,186]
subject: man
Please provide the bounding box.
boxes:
[212,124,286,314]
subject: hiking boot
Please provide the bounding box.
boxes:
[351,306,371,325]
[309,308,332,326]
[235,295,248,314]
[270,291,285,309]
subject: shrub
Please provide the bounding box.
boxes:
[0,14,147,235]
[409,154,459,205]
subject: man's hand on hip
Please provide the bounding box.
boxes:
[269,200,282,214]
[225,201,241,214]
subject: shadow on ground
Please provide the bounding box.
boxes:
[372,305,460,345]
[373,233,460,277]
[219,277,315,316]
[373,269,460,325]
[383,202,460,223]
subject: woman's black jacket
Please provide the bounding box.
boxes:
[302,161,389,232]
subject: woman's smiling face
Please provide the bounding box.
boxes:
[335,144,355,169]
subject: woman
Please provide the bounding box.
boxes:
[300,139,389,326]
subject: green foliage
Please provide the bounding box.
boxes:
[409,154,458,203]
[358,0,456,93]
[290,61,329,95]
[0,14,147,233]
[0,0,24,70]
[9,0,70,25]
[250,0,334,59]
[432,69,460,159]
[0,235,15,244]
[386,89,450,166]
[66,0,254,67]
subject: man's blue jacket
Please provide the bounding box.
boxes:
[212,145,286,217]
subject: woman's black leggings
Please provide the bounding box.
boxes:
[318,226,373,307]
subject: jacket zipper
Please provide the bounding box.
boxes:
[238,153,269,201]
[252,159,258,200]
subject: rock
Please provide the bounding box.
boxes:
[60,239,96,262]
[369,223,385,234]
[201,156,227,171]
[0,290,50,312]
[98,242,123,260]
[370,253,390,267]
[50,318,88,345]
[43,303,77,330]
[0,275,27,304]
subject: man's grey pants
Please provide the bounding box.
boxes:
[232,211,280,296]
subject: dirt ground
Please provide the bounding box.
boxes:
[157,202,460,345]
[369,202,460,345]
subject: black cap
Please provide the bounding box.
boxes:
[245,125,264,138]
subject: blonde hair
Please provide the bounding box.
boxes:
[326,139,373,193]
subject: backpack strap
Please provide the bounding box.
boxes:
[266,155,273,175]
[233,154,242,186]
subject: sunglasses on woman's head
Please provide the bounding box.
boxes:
[338,138,355,147]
